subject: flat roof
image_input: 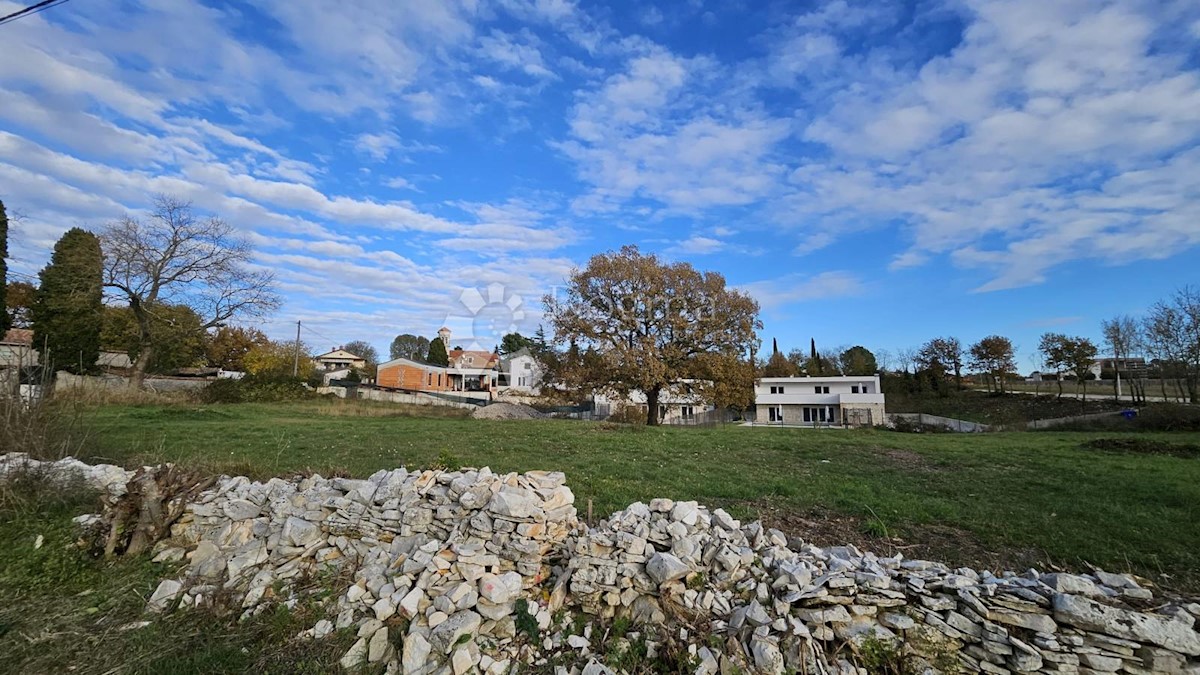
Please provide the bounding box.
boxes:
[756,375,879,382]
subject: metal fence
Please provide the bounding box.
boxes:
[888,412,990,432]
[662,408,738,427]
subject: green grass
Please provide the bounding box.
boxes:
[5,397,1200,671]
[73,399,1200,590]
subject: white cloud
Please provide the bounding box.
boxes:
[478,29,556,79]
[672,236,725,255]
[383,176,419,191]
[738,272,864,310]
[778,0,1200,289]
[560,48,792,214]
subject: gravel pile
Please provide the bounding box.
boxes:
[470,402,548,420]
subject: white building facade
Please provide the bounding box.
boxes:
[500,352,544,393]
[593,380,714,424]
[754,375,885,427]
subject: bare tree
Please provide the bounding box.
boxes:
[102,196,280,387]
[874,348,894,373]
[1101,315,1143,403]
[1144,287,1200,403]
[895,347,918,374]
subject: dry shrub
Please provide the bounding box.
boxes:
[0,377,93,460]
[51,384,195,406]
[607,404,647,426]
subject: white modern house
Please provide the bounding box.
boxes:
[754,375,885,427]
[500,351,544,393]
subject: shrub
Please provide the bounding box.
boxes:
[606,404,647,426]
[198,375,312,404]
[199,378,245,403]
[1037,404,1200,432]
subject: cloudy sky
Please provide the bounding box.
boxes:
[2,0,1198,366]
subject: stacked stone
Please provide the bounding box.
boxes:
[146,466,577,674]
[0,452,133,497]
[567,499,1200,675]
[8,454,1199,674]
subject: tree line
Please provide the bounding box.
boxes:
[6,194,1195,409]
[2,196,280,386]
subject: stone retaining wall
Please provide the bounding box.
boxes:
[2,452,1197,675]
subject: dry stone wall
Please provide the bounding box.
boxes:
[3,452,1199,675]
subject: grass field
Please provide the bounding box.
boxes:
[885,389,1132,425]
[74,399,1200,590]
[4,397,1200,673]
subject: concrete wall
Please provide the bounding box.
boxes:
[889,412,990,432]
[54,372,210,393]
[317,386,478,410]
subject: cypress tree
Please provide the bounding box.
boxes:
[31,228,104,374]
[0,200,8,334]
[426,335,449,366]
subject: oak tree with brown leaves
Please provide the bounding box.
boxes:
[543,246,761,425]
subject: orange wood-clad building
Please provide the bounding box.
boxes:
[375,358,453,391]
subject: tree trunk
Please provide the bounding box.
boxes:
[129,299,153,389]
[645,387,661,426]
[1056,375,1063,399]
[130,344,154,389]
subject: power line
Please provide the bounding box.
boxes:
[0,0,71,27]
[299,322,340,348]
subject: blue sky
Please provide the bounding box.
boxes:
[2,0,1199,367]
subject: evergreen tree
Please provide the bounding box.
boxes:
[31,228,104,374]
[426,335,449,366]
[0,200,8,334]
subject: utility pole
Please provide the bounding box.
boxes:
[293,320,301,377]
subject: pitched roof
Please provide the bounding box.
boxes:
[449,349,499,369]
[1,329,33,346]
[314,348,364,360]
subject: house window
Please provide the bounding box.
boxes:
[768,406,783,422]
[814,386,830,394]
[524,362,532,370]
[851,385,860,394]
[681,405,694,418]
[770,385,785,394]
[438,374,442,387]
